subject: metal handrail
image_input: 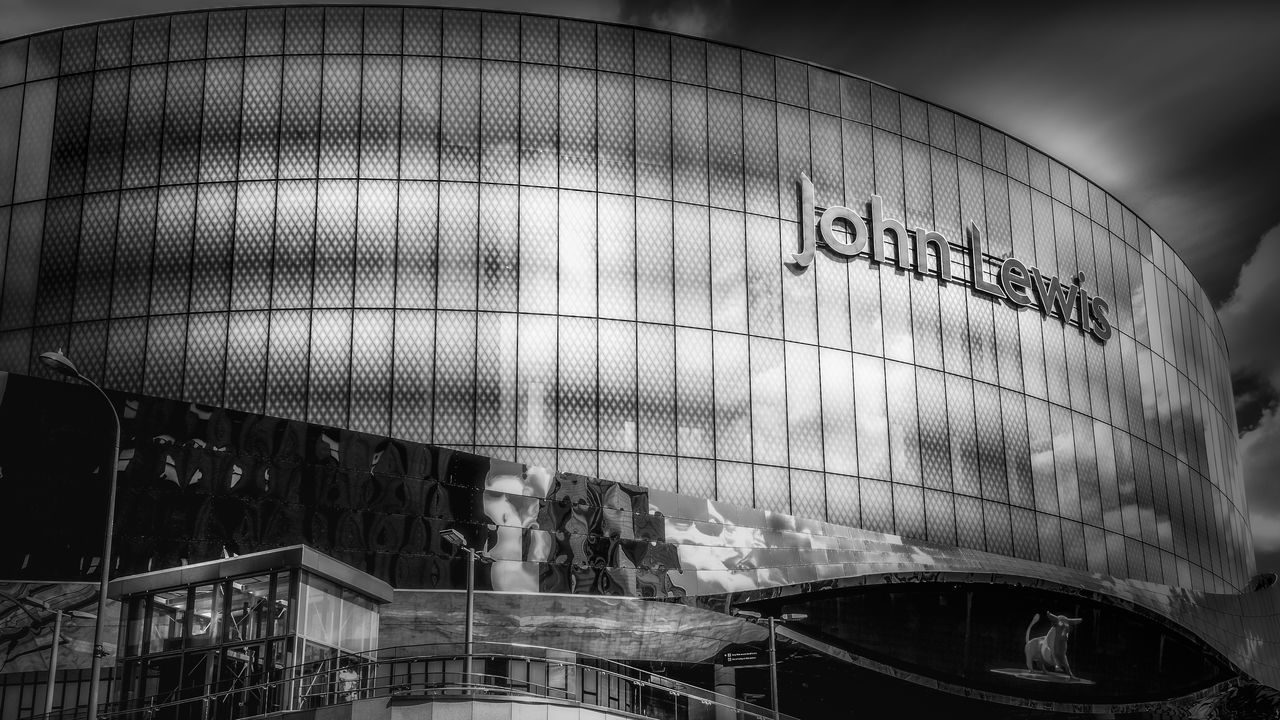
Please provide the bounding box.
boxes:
[62,642,798,720]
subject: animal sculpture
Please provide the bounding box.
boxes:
[1024,612,1083,677]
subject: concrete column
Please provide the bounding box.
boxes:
[713,664,737,720]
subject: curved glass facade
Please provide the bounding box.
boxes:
[0,6,1247,596]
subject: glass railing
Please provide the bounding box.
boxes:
[62,642,797,720]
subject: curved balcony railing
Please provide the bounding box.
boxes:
[30,642,796,720]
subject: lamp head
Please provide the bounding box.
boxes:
[732,610,762,620]
[441,528,468,549]
[38,350,80,378]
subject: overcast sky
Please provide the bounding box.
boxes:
[6,0,1280,575]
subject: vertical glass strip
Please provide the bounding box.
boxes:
[349,309,394,436]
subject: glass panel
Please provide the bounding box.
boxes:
[184,312,228,406]
[635,77,671,200]
[520,63,556,187]
[190,183,235,312]
[475,311,517,447]
[776,104,808,220]
[559,189,596,317]
[713,332,750,462]
[672,84,707,204]
[144,314,186,399]
[674,204,710,328]
[81,69,127,192]
[598,194,635,320]
[230,181,274,311]
[226,575,274,643]
[400,57,440,180]
[440,58,480,181]
[146,589,189,655]
[200,59,243,183]
[886,360,920,484]
[598,72,634,196]
[598,320,636,452]
[520,186,557,313]
[0,86,23,204]
[391,310,435,444]
[225,311,268,414]
[852,354,890,481]
[339,593,377,655]
[14,79,56,203]
[307,309,352,427]
[434,310,476,445]
[35,196,81,327]
[437,182,478,310]
[558,317,598,450]
[637,323,675,455]
[636,198,674,324]
[236,57,281,181]
[560,68,596,191]
[974,382,1008,502]
[518,314,557,447]
[349,310,393,435]
[743,97,776,215]
[190,583,225,647]
[481,60,518,183]
[279,57,321,179]
[676,327,713,459]
[746,214,782,339]
[246,8,283,56]
[946,375,979,497]
[478,183,518,312]
[750,337,787,467]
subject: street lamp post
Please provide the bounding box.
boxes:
[45,609,60,716]
[734,610,807,720]
[39,350,120,720]
[441,528,477,687]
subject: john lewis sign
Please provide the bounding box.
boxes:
[792,174,1113,343]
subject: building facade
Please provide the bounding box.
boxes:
[0,6,1270,718]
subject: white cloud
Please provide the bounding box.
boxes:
[1221,222,1280,388]
[1222,222,1280,571]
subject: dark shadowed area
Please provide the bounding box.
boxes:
[5,0,1280,574]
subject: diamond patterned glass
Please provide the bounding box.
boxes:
[638,324,676,455]
[598,319,636,452]
[225,310,268,414]
[239,57,281,181]
[200,60,243,183]
[478,183,519,312]
[231,181,275,311]
[308,309,352,428]
[401,57,440,180]
[437,181,478,310]
[481,61,519,184]
[279,57,321,180]
[341,180,391,307]
[73,192,118,322]
[560,68,596,191]
[0,10,1246,594]
[559,317,597,450]
[392,310,434,443]
[350,310,394,436]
